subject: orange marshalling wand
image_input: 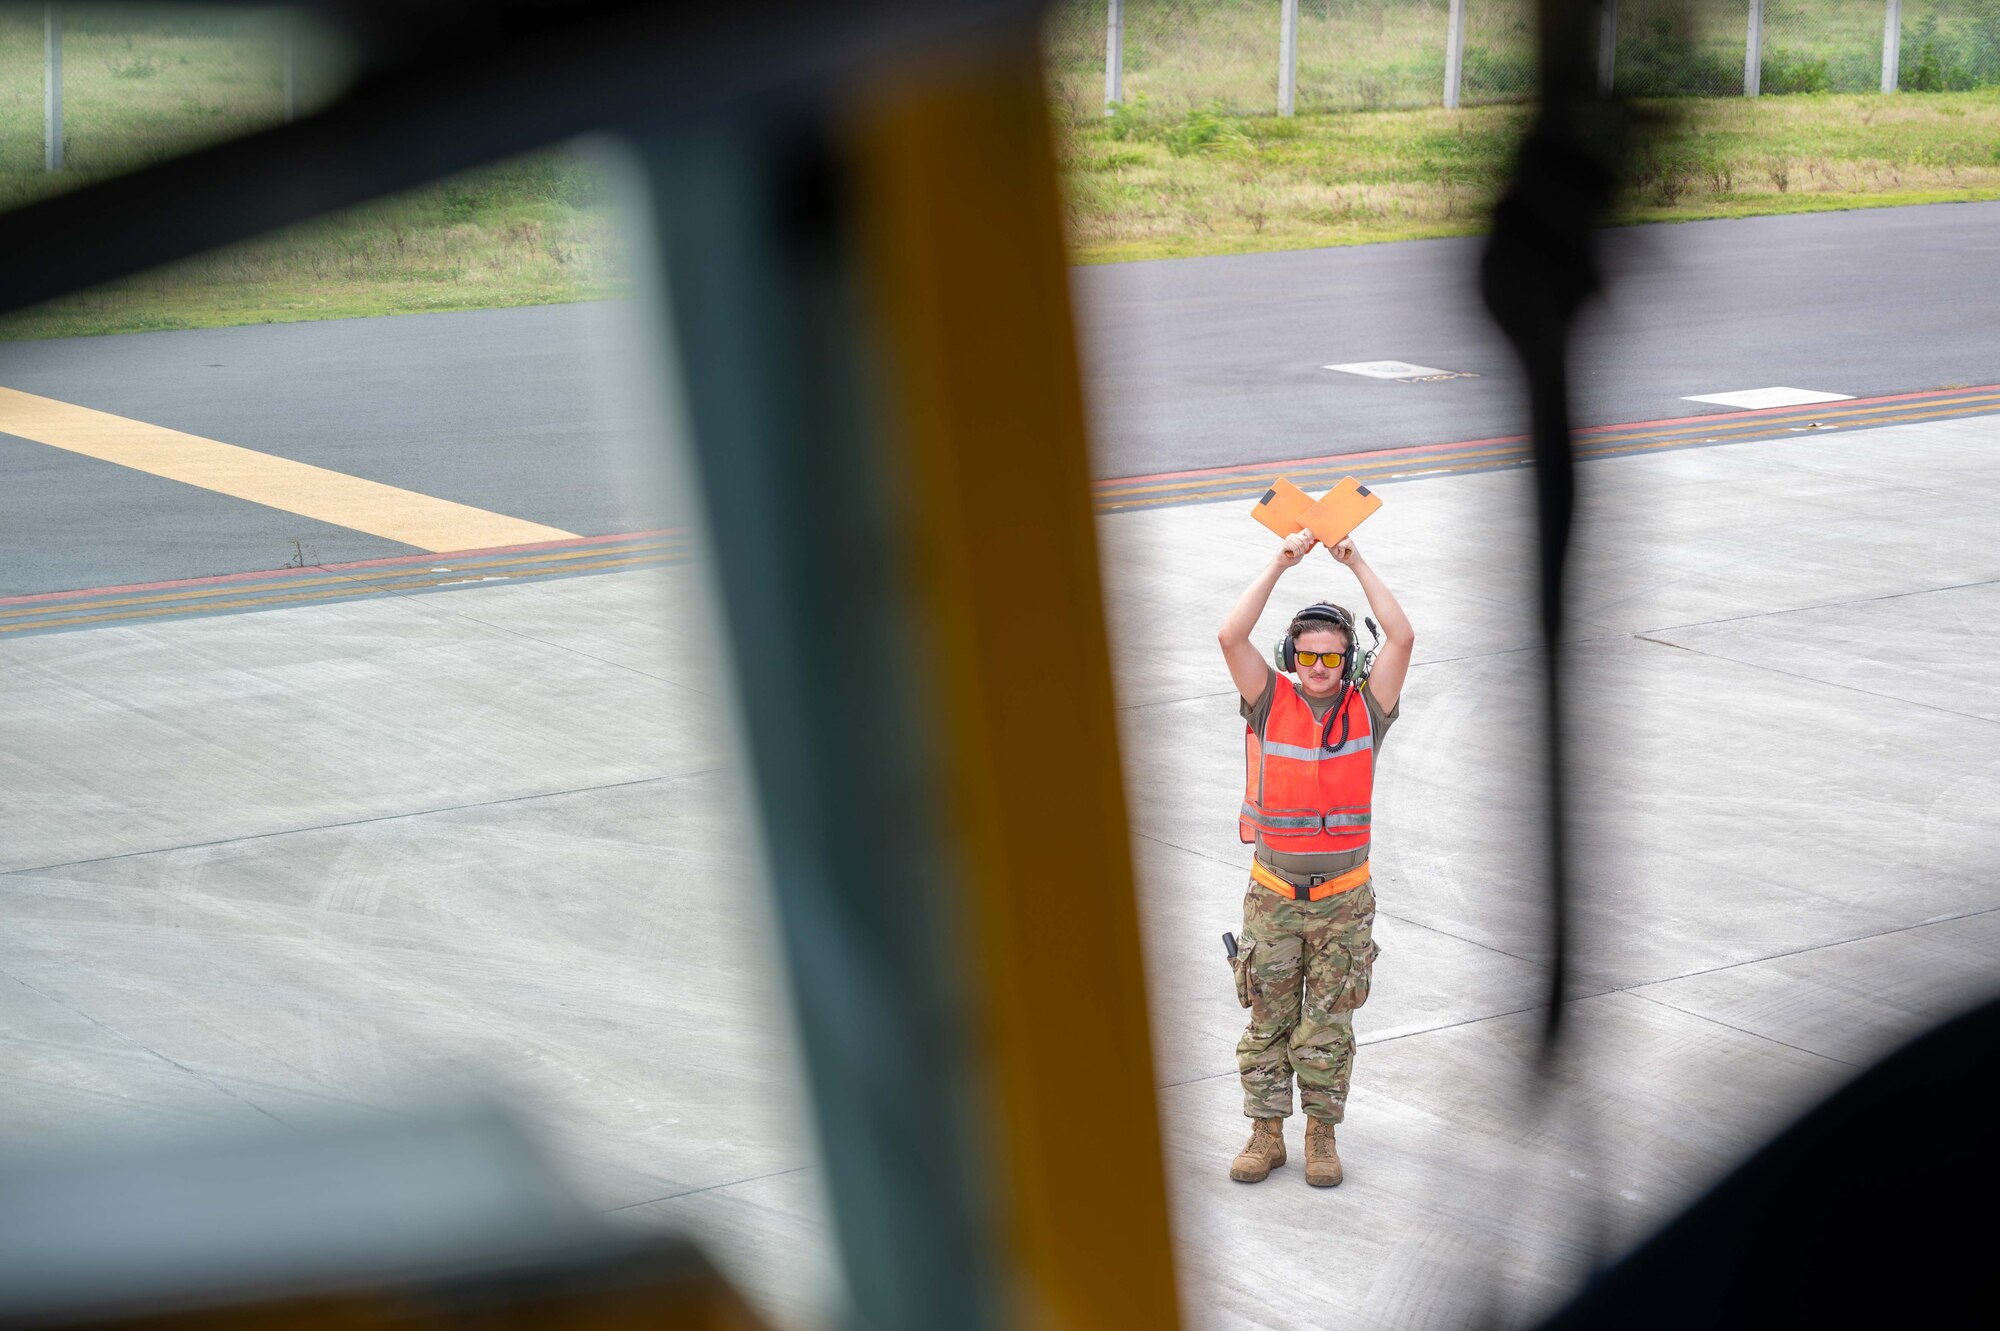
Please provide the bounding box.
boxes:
[1250,475,1381,546]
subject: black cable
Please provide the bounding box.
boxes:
[1319,682,1351,753]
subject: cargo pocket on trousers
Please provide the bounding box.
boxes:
[1230,942,1256,1009]
[1330,939,1381,1014]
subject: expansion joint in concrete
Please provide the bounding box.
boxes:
[327,566,716,697]
[1612,901,2000,996]
[1631,635,2000,728]
[601,1162,817,1214]
[1641,569,2000,640]
[1119,687,1240,714]
[1,771,701,880]
[1132,829,1548,968]
[0,967,291,1126]
[1619,990,1857,1069]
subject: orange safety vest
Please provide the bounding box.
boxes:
[1239,675,1373,854]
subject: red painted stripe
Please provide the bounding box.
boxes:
[1088,432,1529,489]
[1569,382,2000,435]
[1090,383,2000,490]
[0,528,685,607]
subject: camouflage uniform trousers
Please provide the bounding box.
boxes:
[1232,877,1380,1123]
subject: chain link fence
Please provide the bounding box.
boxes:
[1761,0,1884,89]
[1043,0,1113,121]
[1617,0,1750,95]
[0,5,53,176]
[1898,0,2000,87]
[0,4,342,203]
[1459,0,1537,102]
[1295,0,1451,113]
[1044,0,1285,117]
[1047,0,2000,118]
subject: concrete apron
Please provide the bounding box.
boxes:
[3,414,1998,1329]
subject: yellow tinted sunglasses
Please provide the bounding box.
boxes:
[1294,650,1344,669]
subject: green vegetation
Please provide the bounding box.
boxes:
[1043,0,2000,115]
[1057,88,2000,263]
[1046,0,1469,117]
[1902,3,2000,87]
[0,4,628,341]
[0,153,627,341]
[0,5,333,183]
[1,3,1997,338]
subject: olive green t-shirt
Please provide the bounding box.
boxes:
[1240,664,1399,879]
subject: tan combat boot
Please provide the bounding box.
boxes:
[1304,1117,1343,1187]
[1229,1117,1287,1182]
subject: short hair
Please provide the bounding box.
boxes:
[1289,605,1353,653]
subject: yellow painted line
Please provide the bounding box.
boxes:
[1565,401,2000,465]
[1095,454,1508,508]
[1091,392,2000,505]
[0,537,689,622]
[0,386,577,553]
[0,551,682,635]
[1093,397,2000,511]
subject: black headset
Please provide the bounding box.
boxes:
[1273,603,1365,752]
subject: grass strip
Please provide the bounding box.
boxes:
[0,152,627,341]
[3,87,1997,339]
[1057,88,2000,263]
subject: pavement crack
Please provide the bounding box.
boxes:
[321,567,713,697]
[1130,830,1544,966]
[1157,998,1560,1093]
[1120,688,1240,713]
[1357,1000,1560,1051]
[451,611,714,698]
[1155,1068,1239,1092]
[1634,571,2000,639]
[1375,914,1546,966]
[1629,636,2000,727]
[601,1163,816,1213]
[1619,990,1856,1068]
[1607,902,2000,994]
[1157,902,2000,1089]
[0,967,289,1126]
[1,771,710,879]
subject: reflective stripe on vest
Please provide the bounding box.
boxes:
[1239,676,1374,853]
[1238,804,1371,829]
[1258,735,1374,763]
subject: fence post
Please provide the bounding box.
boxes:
[283,10,297,121]
[1103,0,1123,112]
[1444,0,1466,107]
[1743,0,1763,95]
[1598,0,1618,93]
[1278,0,1299,115]
[43,3,62,172]
[1880,0,1901,91]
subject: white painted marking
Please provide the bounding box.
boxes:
[1682,387,1855,409]
[1324,360,1455,380]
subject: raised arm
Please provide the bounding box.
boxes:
[1329,536,1414,712]
[1220,528,1315,705]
